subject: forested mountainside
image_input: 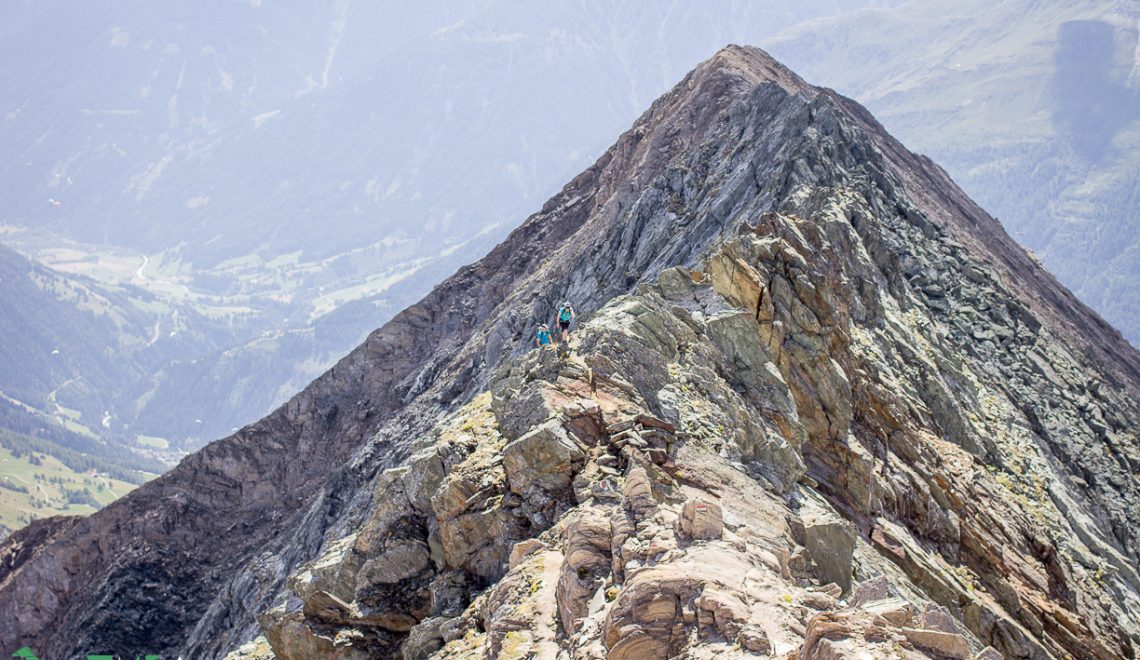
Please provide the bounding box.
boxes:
[0,241,234,454]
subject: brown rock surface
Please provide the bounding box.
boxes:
[676,497,724,541]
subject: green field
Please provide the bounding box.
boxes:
[135,434,170,449]
[0,444,139,533]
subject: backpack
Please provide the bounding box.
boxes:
[560,306,572,322]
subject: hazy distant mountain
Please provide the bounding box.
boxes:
[765,0,1140,343]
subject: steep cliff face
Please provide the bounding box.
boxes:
[2,46,1138,659]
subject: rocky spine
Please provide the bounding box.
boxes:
[2,46,1139,660]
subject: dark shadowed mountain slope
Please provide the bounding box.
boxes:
[2,46,1138,659]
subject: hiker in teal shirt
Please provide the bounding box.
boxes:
[534,323,552,348]
[556,301,575,343]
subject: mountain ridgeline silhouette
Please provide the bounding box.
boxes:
[1,46,1138,659]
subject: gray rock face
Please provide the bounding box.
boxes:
[2,45,1139,660]
[401,616,446,660]
[800,505,856,594]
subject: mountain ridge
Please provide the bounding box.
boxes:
[763,0,1140,344]
[2,45,1138,659]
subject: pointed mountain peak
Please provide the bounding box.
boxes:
[2,45,1139,660]
[692,44,812,94]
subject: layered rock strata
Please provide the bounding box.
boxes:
[2,45,1138,660]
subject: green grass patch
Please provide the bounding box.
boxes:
[0,444,140,531]
[135,434,169,449]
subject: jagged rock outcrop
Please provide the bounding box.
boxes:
[3,45,1139,660]
[256,254,1138,658]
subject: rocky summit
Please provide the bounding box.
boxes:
[2,45,1140,659]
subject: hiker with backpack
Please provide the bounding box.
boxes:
[534,323,553,348]
[555,301,575,343]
